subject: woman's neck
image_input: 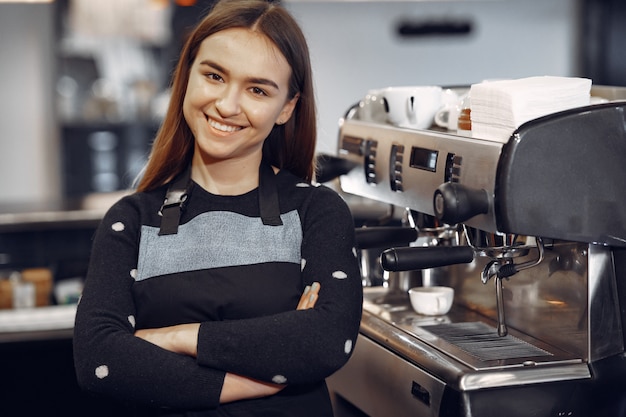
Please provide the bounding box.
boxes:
[190,155,261,196]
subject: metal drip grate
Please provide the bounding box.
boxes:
[421,322,552,361]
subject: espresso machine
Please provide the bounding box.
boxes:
[327,86,626,417]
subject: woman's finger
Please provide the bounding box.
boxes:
[296,285,311,310]
[305,292,318,309]
[300,282,320,309]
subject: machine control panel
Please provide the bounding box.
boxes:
[338,120,504,232]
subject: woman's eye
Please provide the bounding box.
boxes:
[251,87,268,97]
[205,73,223,82]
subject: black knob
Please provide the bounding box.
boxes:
[315,154,358,183]
[434,183,489,224]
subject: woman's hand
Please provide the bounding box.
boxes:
[135,283,320,354]
[135,283,319,403]
[220,373,285,403]
[218,282,320,403]
[297,281,320,310]
[135,323,200,356]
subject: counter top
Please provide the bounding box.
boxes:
[0,187,394,233]
[0,191,129,232]
[0,304,76,343]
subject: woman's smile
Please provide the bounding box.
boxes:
[207,116,243,134]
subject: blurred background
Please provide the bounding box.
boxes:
[0,1,625,415]
[0,0,624,205]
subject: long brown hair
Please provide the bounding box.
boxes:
[136,0,317,192]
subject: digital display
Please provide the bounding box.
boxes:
[410,146,438,172]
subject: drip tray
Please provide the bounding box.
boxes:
[362,287,582,371]
[400,318,578,371]
[421,322,552,362]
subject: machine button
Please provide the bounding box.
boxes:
[390,143,405,192]
[444,152,462,183]
[364,139,378,184]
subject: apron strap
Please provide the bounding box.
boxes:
[158,167,192,236]
[259,161,283,226]
[158,161,282,235]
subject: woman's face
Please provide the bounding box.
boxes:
[183,27,298,164]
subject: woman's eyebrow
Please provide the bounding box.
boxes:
[247,77,280,91]
[199,59,280,90]
[199,59,225,73]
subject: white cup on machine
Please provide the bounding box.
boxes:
[434,92,468,132]
[358,88,387,123]
[383,86,443,129]
[408,286,454,316]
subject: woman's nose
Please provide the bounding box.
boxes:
[215,88,241,116]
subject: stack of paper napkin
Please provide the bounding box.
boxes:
[469,76,592,142]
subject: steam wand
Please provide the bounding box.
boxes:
[479,237,545,336]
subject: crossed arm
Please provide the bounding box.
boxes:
[135,282,321,403]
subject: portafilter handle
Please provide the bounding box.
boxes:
[380,246,475,272]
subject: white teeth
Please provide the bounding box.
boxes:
[208,118,242,133]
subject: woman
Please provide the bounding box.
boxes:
[73,1,363,416]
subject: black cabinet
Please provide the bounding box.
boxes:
[61,122,157,197]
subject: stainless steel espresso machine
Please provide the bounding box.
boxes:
[327,86,626,417]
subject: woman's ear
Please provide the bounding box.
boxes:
[277,93,300,125]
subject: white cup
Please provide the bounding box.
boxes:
[358,89,387,123]
[383,86,443,129]
[435,100,461,131]
[435,92,467,132]
[408,286,454,316]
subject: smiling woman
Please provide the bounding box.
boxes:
[136,0,317,193]
[182,27,300,193]
[72,1,363,416]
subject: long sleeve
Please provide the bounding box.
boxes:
[74,174,364,413]
[195,183,363,385]
[73,196,226,410]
